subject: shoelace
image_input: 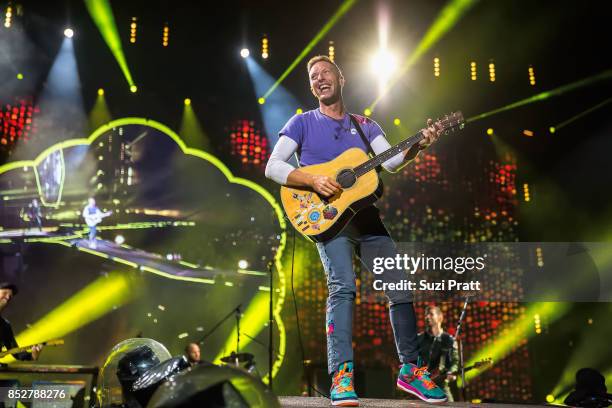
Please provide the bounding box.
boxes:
[411,367,436,390]
[333,367,355,394]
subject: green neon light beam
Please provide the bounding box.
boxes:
[467,69,612,123]
[551,96,612,132]
[463,302,571,383]
[369,0,477,111]
[85,0,135,88]
[261,0,356,100]
[0,118,288,381]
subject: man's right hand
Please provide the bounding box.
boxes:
[310,175,342,197]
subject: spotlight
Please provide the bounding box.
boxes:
[184,98,191,106]
[130,85,138,93]
[486,128,494,136]
[328,40,335,62]
[528,65,536,86]
[261,34,269,59]
[64,28,74,38]
[364,108,372,117]
[166,254,173,261]
[258,97,265,105]
[16,73,23,80]
[98,88,105,96]
[114,235,125,245]
[240,48,250,58]
[296,108,303,114]
[238,260,248,270]
[489,61,496,82]
[549,126,556,134]
[130,17,137,44]
[162,23,169,47]
[434,57,440,78]
[470,61,477,81]
[546,395,555,403]
[369,49,397,78]
[393,118,401,126]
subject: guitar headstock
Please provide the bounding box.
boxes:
[436,111,465,135]
[474,357,493,368]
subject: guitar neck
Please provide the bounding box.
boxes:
[353,130,425,177]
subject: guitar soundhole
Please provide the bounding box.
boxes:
[336,169,357,188]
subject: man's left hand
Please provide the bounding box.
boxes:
[31,344,43,360]
[418,118,443,149]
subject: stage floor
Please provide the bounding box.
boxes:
[278,397,549,408]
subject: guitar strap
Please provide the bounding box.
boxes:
[349,113,382,173]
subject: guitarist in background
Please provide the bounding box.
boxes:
[418,305,459,401]
[0,282,43,360]
[265,55,445,406]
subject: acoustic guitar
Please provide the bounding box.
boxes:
[280,111,465,242]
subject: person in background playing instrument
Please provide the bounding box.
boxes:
[418,305,459,401]
[265,55,444,406]
[185,342,202,367]
[0,282,43,361]
[82,197,111,249]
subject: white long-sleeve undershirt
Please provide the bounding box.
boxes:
[264,135,411,185]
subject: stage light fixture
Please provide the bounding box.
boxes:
[523,129,534,137]
[184,98,191,106]
[369,49,397,79]
[364,108,372,116]
[130,17,137,43]
[549,126,556,134]
[328,41,335,62]
[470,61,477,81]
[258,97,265,105]
[523,183,530,202]
[238,259,248,269]
[4,6,12,28]
[261,34,269,59]
[130,85,137,93]
[16,73,23,80]
[64,28,74,38]
[114,235,125,245]
[240,48,250,58]
[528,65,536,86]
[393,118,401,126]
[489,61,496,82]
[486,128,494,135]
[546,395,555,403]
[434,57,440,77]
[98,88,104,96]
[162,23,169,47]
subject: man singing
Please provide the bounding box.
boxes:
[265,55,446,405]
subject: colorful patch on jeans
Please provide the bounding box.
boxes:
[327,320,335,336]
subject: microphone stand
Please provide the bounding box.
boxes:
[268,261,274,391]
[455,296,470,402]
[198,304,242,352]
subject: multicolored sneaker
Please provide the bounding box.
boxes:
[397,363,447,403]
[330,361,359,406]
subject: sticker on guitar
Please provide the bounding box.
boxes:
[291,192,338,231]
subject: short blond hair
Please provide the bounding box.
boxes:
[306,55,343,78]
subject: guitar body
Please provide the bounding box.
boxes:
[84,211,112,227]
[280,148,383,242]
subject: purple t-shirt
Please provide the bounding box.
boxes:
[278,109,385,166]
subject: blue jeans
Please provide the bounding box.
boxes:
[316,228,418,374]
[89,225,96,242]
